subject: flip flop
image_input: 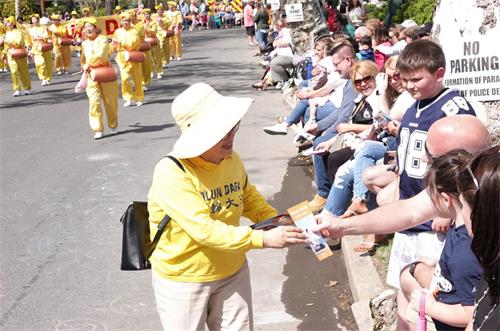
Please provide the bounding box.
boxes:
[353,241,380,253]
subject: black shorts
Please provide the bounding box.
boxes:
[245,26,255,36]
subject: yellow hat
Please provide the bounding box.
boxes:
[30,13,40,19]
[82,7,91,13]
[82,16,97,27]
[6,16,16,26]
[119,12,132,20]
[155,3,164,10]
[51,14,61,20]
[115,5,121,10]
[168,1,177,7]
[143,8,151,13]
[71,10,78,16]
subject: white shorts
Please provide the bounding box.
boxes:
[386,231,445,289]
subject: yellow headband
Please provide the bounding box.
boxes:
[83,16,97,26]
[155,4,164,10]
[82,7,91,13]
[6,16,16,26]
[51,14,61,20]
[168,1,177,7]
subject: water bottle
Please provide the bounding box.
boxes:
[305,57,313,80]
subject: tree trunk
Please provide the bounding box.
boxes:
[15,0,20,18]
[104,0,113,15]
[285,0,330,55]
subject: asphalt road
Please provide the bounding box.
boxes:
[0,28,355,331]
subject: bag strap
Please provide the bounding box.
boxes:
[147,155,185,258]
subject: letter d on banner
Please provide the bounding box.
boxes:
[105,18,119,35]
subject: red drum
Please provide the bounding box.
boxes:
[60,38,73,46]
[40,42,53,52]
[138,41,150,52]
[90,66,118,83]
[165,30,175,37]
[145,37,158,46]
[0,39,4,47]
[10,48,28,59]
[124,50,145,63]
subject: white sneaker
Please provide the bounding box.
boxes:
[123,100,132,107]
[24,90,32,95]
[176,57,181,61]
[143,86,148,91]
[136,101,143,107]
[301,147,314,157]
[157,74,163,79]
[110,128,118,135]
[13,90,21,97]
[46,80,51,85]
[170,56,174,61]
[274,81,284,89]
[41,80,47,86]
[94,132,104,139]
[57,71,62,75]
[263,122,288,135]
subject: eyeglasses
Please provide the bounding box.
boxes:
[353,76,373,87]
[333,56,350,67]
[388,73,401,81]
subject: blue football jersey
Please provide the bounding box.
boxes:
[396,89,476,232]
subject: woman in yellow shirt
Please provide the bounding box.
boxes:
[29,15,53,86]
[81,17,119,139]
[154,4,173,70]
[50,14,72,75]
[3,16,31,96]
[148,83,306,330]
[143,8,163,79]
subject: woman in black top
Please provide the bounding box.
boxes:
[253,1,270,52]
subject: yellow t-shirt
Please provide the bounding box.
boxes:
[147,152,276,282]
[82,35,111,66]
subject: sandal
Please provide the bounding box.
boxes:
[353,234,387,253]
[252,82,263,89]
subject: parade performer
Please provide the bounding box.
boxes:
[154,4,173,70]
[81,17,119,139]
[50,14,72,75]
[167,1,183,60]
[144,8,163,79]
[0,18,8,72]
[3,16,31,96]
[114,6,123,15]
[29,14,53,86]
[112,12,144,107]
[130,10,152,90]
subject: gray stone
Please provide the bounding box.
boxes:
[370,289,398,331]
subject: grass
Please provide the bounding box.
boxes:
[371,234,394,284]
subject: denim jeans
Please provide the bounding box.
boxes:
[286,100,336,127]
[255,29,269,49]
[324,140,386,215]
[312,130,338,198]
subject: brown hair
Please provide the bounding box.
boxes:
[457,145,500,305]
[396,39,445,74]
[383,56,400,108]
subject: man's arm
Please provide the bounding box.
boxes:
[298,81,336,99]
[315,190,436,237]
[315,81,357,132]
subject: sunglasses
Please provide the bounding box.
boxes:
[353,76,373,87]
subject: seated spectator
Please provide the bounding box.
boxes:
[365,18,382,35]
[268,19,294,89]
[354,25,372,42]
[373,25,392,71]
[457,146,500,331]
[375,24,407,57]
[356,36,374,61]
[400,150,482,331]
[263,37,343,133]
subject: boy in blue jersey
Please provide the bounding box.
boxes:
[386,39,476,330]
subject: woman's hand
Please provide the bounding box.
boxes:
[387,120,400,136]
[313,140,332,155]
[262,226,306,248]
[336,123,351,134]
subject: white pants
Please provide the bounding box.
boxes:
[386,231,445,289]
[152,263,253,331]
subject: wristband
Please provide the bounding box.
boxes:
[409,261,422,277]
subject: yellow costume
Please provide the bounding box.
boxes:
[154,6,173,67]
[134,21,152,88]
[50,17,72,74]
[166,3,183,60]
[82,34,119,135]
[29,23,53,84]
[3,20,31,94]
[112,20,144,104]
[144,15,163,78]
[0,22,8,72]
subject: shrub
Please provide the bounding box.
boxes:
[365,0,436,25]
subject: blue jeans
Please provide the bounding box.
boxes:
[286,100,336,127]
[312,130,338,198]
[255,29,269,49]
[325,140,386,215]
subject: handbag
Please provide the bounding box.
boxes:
[120,156,184,271]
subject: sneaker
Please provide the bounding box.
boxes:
[41,80,47,86]
[13,90,21,97]
[263,122,288,135]
[301,147,314,157]
[157,73,163,79]
[274,81,284,89]
[110,128,118,135]
[308,194,327,212]
[46,80,51,85]
[143,86,148,91]
[57,71,62,75]
[260,60,270,66]
[24,90,32,95]
[136,101,143,107]
[123,100,132,107]
[94,132,104,139]
[170,56,174,61]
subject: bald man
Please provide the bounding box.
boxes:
[315,115,490,238]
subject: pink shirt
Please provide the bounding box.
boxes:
[243,4,254,27]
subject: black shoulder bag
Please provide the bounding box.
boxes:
[120,156,185,271]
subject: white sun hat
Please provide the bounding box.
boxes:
[39,17,52,25]
[171,83,253,159]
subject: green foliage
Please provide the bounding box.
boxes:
[1,0,40,19]
[365,0,436,25]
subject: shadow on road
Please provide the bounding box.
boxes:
[268,157,356,331]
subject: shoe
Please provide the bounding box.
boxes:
[293,132,315,147]
[13,90,21,97]
[353,235,387,253]
[170,56,174,61]
[123,100,132,107]
[24,90,32,95]
[136,101,143,106]
[143,86,148,91]
[41,80,47,86]
[94,132,104,139]
[57,71,62,75]
[260,60,270,66]
[157,74,163,79]
[308,194,327,212]
[46,80,51,85]
[176,57,181,61]
[110,128,118,135]
[301,147,314,157]
[274,81,284,89]
[263,122,288,135]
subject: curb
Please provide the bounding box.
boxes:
[341,235,385,330]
